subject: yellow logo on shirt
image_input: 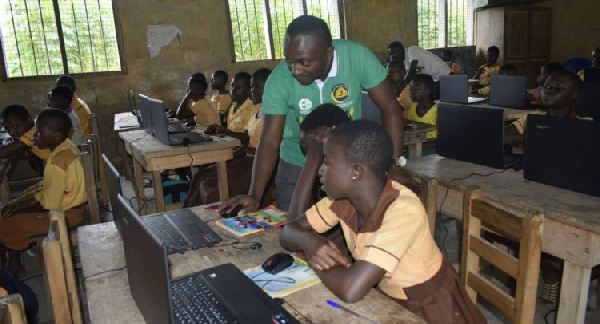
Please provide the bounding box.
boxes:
[331,84,350,103]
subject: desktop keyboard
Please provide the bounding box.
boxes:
[171,275,236,324]
[142,215,189,250]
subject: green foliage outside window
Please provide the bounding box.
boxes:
[418,0,471,49]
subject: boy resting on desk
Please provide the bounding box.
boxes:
[280,120,485,324]
[175,73,221,127]
[0,109,87,276]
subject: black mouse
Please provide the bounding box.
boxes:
[220,205,243,218]
[184,121,196,127]
[262,252,294,275]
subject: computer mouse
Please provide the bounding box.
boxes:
[184,121,196,127]
[262,252,294,275]
[219,205,243,218]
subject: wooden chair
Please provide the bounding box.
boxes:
[0,289,27,324]
[461,188,544,324]
[90,114,109,206]
[42,210,83,324]
[80,142,101,224]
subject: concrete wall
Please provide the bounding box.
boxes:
[0,0,417,159]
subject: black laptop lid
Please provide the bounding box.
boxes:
[148,97,170,144]
[138,94,153,133]
[437,104,506,169]
[489,75,527,108]
[439,75,468,103]
[575,81,600,120]
[117,194,174,324]
[102,154,123,235]
[584,68,600,82]
[524,115,600,197]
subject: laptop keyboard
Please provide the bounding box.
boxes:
[171,275,236,324]
[170,132,213,144]
[167,211,222,246]
[143,215,189,250]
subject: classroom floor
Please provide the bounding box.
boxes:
[12,176,600,323]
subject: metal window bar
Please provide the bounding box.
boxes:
[7,0,25,76]
[96,0,110,70]
[37,0,54,74]
[82,0,97,71]
[23,0,40,75]
[70,1,84,71]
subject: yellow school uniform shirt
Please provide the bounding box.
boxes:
[188,97,220,127]
[211,93,232,115]
[406,103,438,139]
[305,180,443,300]
[477,63,500,86]
[477,85,490,96]
[245,103,264,149]
[512,109,593,134]
[71,94,92,141]
[34,139,87,210]
[577,70,585,81]
[397,87,412,118]
[227,98,253,133]
[19,127,51,161]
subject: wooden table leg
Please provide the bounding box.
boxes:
[216,161,229,201]
[132,159,146,215]
[408,142,423,158]
[556,261,591,324]
[152,171,165,213]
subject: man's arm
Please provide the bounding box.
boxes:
[367,78,404,158]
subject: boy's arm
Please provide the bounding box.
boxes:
[175,92,195,120]
[0,140,28,159]
[314,260,387,303]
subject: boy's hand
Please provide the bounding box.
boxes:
[304,236,351,272]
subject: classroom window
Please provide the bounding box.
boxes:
[227,0,343,62]
[0,0,123,79]
[417,0,473,49]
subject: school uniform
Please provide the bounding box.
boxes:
[19,127,51,161]
[406,103,438,139]
[187,97,220,127]
[246,103,264,150]
[304,180,485,324]
[477,85,490,96]
[227,98,253,133]
[211,93,232,115]
[63,107,84,146]
[397,87,412,118]
[476,63,500,86]
[71,94,92,141]
[0,139,87,251]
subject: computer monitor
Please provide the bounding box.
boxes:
[575,81,600,120]
[439,75,487,104]
[489,75,527,109]
[583,67,600,82]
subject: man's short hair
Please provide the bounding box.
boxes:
[286,15,332,47]
[37,108,72,139]
[252,68,272,83]
[499,63,517,74]
[56,75,76,90]
[51,85,74,101]
[543,62,564,74]
[330,120,393,179]
[189,73,208,92]
[387,41,404,51]
[548,70,582,93]
[488,46,500,55]
[234,72,252,87]
[214,70,228,81]
[300,103,350,132]
[2,105,30,122]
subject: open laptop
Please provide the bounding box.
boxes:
[117,194,297,324]
[103,155,221,253]
[583,67,600,82]
[524,114,600,197]
[489,75,527,109]
[437,103,509,169]
[575,81,600,120]
[128,90,140,123]
[147,96,212,146]
[439,75,488,104]
[138,94,153,134]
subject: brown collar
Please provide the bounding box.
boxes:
[329,179,400,233]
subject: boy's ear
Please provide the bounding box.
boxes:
[351,165,363,181]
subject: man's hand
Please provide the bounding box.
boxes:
[217,195,260,215]
[304,236,351,272]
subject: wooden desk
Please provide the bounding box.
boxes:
[78,207,424,323]
[119,129,240,215]
[404,120,436,158]
[439,101,533,121]
[405,155,600,324]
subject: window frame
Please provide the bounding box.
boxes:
[225,0,345,63]
[417,0,473,49]
[0,0,127,82]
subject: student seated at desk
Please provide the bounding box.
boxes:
[0,109,87,277]
[387,60,412,117]
[280,120,485,324]
[49,86,84,146]
[206,72,253,133]
[56,75,92,141]
[474,63,517,96]
[473,45,500,87]
[210,70,232,120]
[441,49,460,75]
[577,47,599,81]
[505,70,593,146]
[175,73,220,127]
[527,62,563,104]
[0,105,50,166]
[407,74,437,154]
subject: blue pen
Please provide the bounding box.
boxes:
[326,300,378,323]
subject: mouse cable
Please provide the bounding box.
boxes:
[82,264,127,283]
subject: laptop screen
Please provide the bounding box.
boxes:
[147,97,171,144]
[489,75,527,108]
[439,75,468,103]
[437,103,506,169]
[138,94,153,134]
[524,114,600,197]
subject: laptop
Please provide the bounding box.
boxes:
[103,155,221,253]
[489,75,527,109]
[128,90,140,123]
[575,81,600,120]
[439,75,488,104]
[583,67,600,82]
[147,97,212,146]
[117,194,297,324]
[138,94,153,134]
[437,104,508,169]
[524,114,600,197]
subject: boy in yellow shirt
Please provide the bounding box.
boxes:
[175,73,220,127]
[0,105,50,162]
[473,45,500,86]
[0,109,87,276]
[56,75,92,141]
[386,60,411,117]
[210,70,232,120]
[408,74,437,139]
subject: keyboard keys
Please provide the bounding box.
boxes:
[171,275,236,323]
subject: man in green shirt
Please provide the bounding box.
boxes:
[220,15,407,212]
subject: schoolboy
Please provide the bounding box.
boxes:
[210,70,232,118]
[224,72,253,132]
[49,86,84,145]
[280,120,485,323]
[527,62,563,103]
[473,45,500,86]
[475,63,517,96]
[0,109,87,276]
[577,47,599,81]
[407,74,437,139]
[56,75,92,141]
[175,73,220,127]
[442,49,460,75]
[0,105,50,162]
[386,60,411,117]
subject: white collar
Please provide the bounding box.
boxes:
[315,49,337,86]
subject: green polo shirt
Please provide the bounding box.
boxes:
[263,39,387,167]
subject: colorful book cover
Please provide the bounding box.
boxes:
[215,205,287,237]
[244,256,320,298]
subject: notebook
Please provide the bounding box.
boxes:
[437,103,508,169]
[524,114,600,197]
[105,156,221,253]
[117,194,298,324]
[147,96,212,146]
[489,75,527,109]
[216,205,288,237]
[439,75,488,104]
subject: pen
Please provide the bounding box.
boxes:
[326,300,378,324]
